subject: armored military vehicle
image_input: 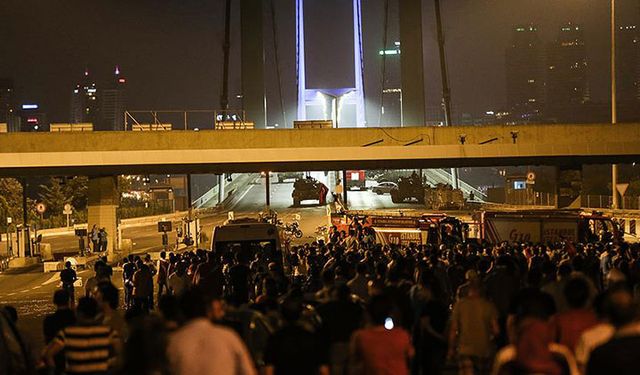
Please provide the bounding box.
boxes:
[390,175,425,203]
[292,177,326,206]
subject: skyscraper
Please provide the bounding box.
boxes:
[505,24,545,121]
[617,25,640,103]
[0,79,15,124]
[19,103,47,132]
[100,66,127,131]
[546,23,590,120]
[380,41,402,126]
[70,68,99,125]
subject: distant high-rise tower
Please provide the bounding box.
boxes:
[19,103,47,132]
[617,25,640,103]
[70,68,99,125]
[380,41,402,126]
[100,66,127,131]
[546,23,590,119]
[0,78,15,124]
[505,24,545,121]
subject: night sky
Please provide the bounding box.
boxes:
[1,0,638,125]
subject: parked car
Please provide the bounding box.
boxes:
[372,181,398,195]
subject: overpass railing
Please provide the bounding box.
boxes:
[123,109,248,131]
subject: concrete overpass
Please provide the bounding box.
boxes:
[1,123,639,177]
[3,122,638,260]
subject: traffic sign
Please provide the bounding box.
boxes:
[36,203,46,214]
[526,172,536,184]
[63,204,73,228]
[616,183,630,197]
[6,217,11,225]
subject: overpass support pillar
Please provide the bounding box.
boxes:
[556,166,583,209]
[265,172,271,207]
[342,170,348,209]
[88,176,119,261]
[218,175,226,206]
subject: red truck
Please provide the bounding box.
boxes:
[478,209,621,244]
[329,210,465,246]
[345,170,366,191]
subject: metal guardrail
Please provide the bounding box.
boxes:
[506,190,557,207]
[423,169,488,201]
[581,195,640,210]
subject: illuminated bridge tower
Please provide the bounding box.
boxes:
[296,0,366,128]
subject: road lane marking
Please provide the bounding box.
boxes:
[230,184,255,210]
[42,273,60,286]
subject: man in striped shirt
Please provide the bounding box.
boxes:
[44,297,121,375]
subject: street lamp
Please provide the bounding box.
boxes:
[611,0,619,209]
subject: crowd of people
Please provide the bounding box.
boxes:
[3,220,640,375]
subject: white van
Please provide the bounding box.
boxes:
[211,219,283,267]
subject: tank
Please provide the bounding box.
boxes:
[276,172,303,183]
[424,183,465,210]
[292,178,326,206]
[389,175,425,203]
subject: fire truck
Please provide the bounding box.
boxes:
[345,170,366,191]
[329,210,466,246]
[476,209,621,244]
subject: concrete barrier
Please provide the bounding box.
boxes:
[44,261,63,272]
[65,255,99,270]
[120,239,133,259]
[40,243,53,261]
[8,257,40,269]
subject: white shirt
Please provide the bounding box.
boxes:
[168,318,256,375]
[492,343,580,375]
[575,322,614,368]
[167,273,191,296]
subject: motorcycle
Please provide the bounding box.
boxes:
[259,210,279,225]
[284,221,303,239]
[182,235,194,246]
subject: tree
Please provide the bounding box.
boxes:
[39,177,67,217]
[0,178,23,230]
[117,176,132,197]
[64,176,88,210]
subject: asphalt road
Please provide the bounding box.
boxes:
[39,180,422,256]
[0,179,429,358]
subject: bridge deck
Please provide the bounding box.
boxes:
[0,123,638,176]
